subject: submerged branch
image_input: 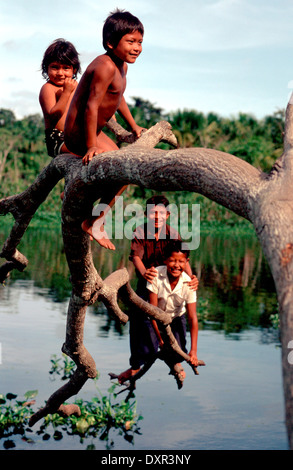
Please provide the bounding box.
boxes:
[29,369,88,426]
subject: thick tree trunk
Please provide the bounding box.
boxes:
[1,114,293,448]
[251,103,293,449]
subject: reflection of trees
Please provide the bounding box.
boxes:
[3,228,278,335]
[2,229,134,336]
[205,247,262,292]
[190,235,278,333]
[91,304,127,338]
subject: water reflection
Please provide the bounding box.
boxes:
[1,226,278,339]
[0,226,287,450]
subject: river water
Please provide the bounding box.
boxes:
[0,226,288,450]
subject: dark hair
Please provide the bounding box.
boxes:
[163,241,190,260]
[145,195,170,212]
[103,9,144,51]
[41,38,81,80]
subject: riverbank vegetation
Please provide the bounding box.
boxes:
[0,101,284,231]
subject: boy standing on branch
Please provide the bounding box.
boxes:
[65,9,145,249]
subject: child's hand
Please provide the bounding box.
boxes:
[188,351,199,367]
[132,124,146,139]
[187,274,199,291]
[63,77,78,94]
[143,266,158,283]
[82,146,105,165]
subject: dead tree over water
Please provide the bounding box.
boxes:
[1,110,293,448]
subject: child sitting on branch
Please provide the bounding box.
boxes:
[39,38,81,158]
[64,9,145,250]
[147,241,200,387]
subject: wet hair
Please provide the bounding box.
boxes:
[163,240,190,260]
[41,38,81,80]
[145,195,170,213]
[103,9,144,51]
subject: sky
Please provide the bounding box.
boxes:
[1,0,292,120]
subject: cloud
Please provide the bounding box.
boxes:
[143,0,293,51]
[0,0,291,119]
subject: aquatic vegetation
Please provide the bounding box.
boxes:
[0,356,142,449]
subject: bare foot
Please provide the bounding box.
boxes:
[117,367,140,384]
[172,363,186,389]
[81,219,115,250]
[81,220,93,241]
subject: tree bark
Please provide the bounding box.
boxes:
[0,114,293,448]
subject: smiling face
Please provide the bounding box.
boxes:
[165,251,189,280]
[108,30,143,63]
[47,62,75,86]
[147,204,170,232]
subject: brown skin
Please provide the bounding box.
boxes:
[39,62,78,154]
[149,251,199,383]
[64,31,144,164]
[64,31,144,250]
[117,208,199,384]
[132,205,199,290]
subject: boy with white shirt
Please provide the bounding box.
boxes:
[147,241,199,386]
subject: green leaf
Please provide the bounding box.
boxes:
[76,418,89,434]
[107,385,116,394]
[0,394,6,404]
[24,390,38,399]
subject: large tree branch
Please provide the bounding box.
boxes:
[85,146,261,221]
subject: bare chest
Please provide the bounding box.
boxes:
[107,68,126,97]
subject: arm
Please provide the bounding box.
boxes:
[39,79,77,128]
[148,291,164,347]
[186,302,199,366]
[117,96,145,138]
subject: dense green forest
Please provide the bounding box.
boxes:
[0,100,285,231]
